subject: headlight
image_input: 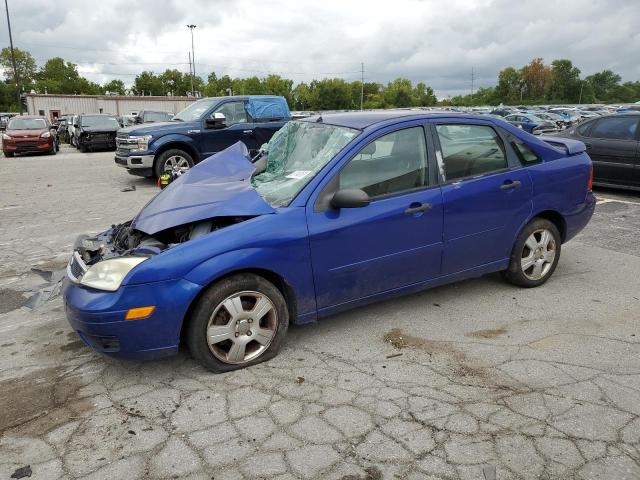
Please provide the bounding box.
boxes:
[129,135,152,151]
[80,256,147,291]
[2,133,11,140]
[41,131,51,138]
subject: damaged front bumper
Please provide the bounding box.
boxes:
[63,276,201,359]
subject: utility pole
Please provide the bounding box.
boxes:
[187,24,197,96]
[470,67,475,100]
[578,81,584,105]
[4,0,22,114]
[360,62,364,111]
[188,51,193,96]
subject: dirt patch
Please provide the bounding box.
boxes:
[0,288,28,314]
[340,466,383,480]
[60,340,86,353]
[465,328,507,339]
[0,366,93,433]
[383,328,487,379]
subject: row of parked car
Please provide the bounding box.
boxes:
[56,110,174,152]
[3,98,639,192]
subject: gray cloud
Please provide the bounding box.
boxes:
[2,0,639,97]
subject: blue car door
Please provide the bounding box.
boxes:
[200,100,256,157]
[431,122,533,275]
[306,124,443,311]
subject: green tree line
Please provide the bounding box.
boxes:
[446,58,640,106]
[1,48,638,112]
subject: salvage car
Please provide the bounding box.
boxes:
[134,110,173,124]
[115,95,290,177]
[64,111,595,372]
[556,113,639,190]
[504,113,559,134]
[2,115,58,156]
[75,114,121,152]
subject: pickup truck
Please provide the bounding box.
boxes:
[115,95,290,177]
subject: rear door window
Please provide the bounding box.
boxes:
[590,117,639,141]
[435,124,508,182]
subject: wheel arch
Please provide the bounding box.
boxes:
[532,209,567,242]
[154,141,199,165]
[179,267,298,345]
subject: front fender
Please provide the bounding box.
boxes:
[151,133,201,157]
[184,247,317,321]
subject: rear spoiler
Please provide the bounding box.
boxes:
[538,136,586,155]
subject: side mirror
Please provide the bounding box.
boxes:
[330,189,370,209]
[205,112,227,129]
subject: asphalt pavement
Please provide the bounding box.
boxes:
[0,146,639,479]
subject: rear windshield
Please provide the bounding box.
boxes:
[81,115,120,128]
[8,118,47,130]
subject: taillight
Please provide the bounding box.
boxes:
[587,164,593,191]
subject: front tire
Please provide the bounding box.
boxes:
[186,274,289,373]
[4,152,14,157]
[503,218,561,288]
[154,149,194,178]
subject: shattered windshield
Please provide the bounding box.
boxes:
[252,121,359,207]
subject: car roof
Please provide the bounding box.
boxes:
[300,110,468,129]
[10,115,46,120]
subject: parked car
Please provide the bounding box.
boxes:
[63,111,595,371]
[534,112,571,129]
[548,108,582,125]
[556,113,639,190]
[2,115,58,156]
[67,115,79,147]
[75,114,121,152]
[56,118,70,144]
[504,114,559,134]
[115,95,291,177]
[135,110,174,124]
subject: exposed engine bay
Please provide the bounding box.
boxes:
[75,217,251,266]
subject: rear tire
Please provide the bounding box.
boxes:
[4,152,14,157]
[502,218,561,288]
[186,274,289,373]
[154,149,194,178]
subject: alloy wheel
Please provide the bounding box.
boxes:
[206,291,278,365]
[521,228,556,281]
[163,155,191,176]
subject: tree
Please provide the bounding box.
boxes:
[103,79,125,95]
[549,59,582,102]
[132,71,164,96]
[520,58,552,100]
[495,67,522,103]
[0,47,36,86]
[384,78,413,107]
[412,82,437,106]
[585,70,621,102]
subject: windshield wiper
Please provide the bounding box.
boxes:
[171,118,184,122]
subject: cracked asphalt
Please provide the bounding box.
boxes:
[1,147,639,480]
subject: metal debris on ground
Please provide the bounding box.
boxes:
[10,465,32,479]
[121,185,136,192]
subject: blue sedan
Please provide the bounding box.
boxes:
[64,111,595,372]
[504,113,559,135]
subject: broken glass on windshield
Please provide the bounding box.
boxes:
[252,121,359,207]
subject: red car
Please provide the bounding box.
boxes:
[2,116,58,157]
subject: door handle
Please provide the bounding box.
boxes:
[242,129,253,134]
[404,203,432,215]
[500,180,522,191]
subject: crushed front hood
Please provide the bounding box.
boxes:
[131,142,275,235]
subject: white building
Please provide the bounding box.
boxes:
[26,94,198,122]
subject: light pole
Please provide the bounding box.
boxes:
[4,0,22,114]
[187,24,197,96]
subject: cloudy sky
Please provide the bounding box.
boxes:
[3,0,639,97]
